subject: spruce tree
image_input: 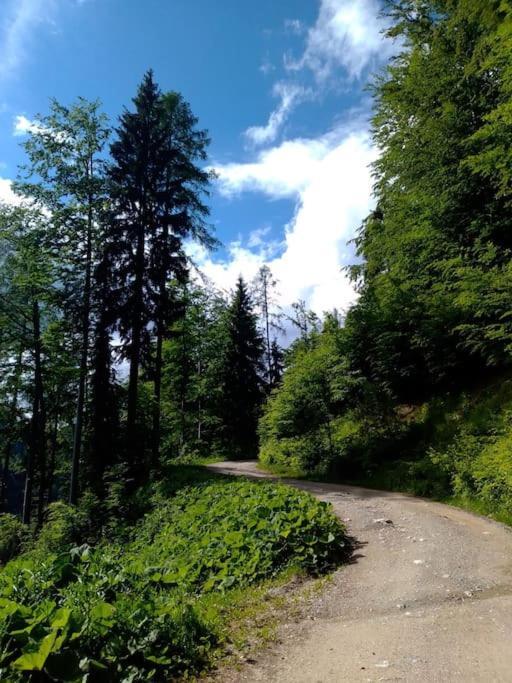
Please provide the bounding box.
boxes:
[107,71,214,477]
[218,277,264,458]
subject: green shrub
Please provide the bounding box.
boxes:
[132,480,346,588]
[35,502,88,554]
[0,478,346,681]
[0,515,29,565]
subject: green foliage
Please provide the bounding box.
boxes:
[35,502,90,555]
[136,480,346,588]
[0,515,29,565]
[327,381,512,520]
[0,477,346,681]
[345,0,512,401]
[259,320,371,475]
[259,2,512,528]
[427,382,512,514]
[215,277,265,458]
[161,283,228,459]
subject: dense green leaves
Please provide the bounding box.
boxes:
[347,0,512,400]
[215,278,265,458]
[260,2,512,517]
[0,478,346,681]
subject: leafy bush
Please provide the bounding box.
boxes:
[35,502,89,555]
[0,515,29,565]
[0,478,346,681]
[133,480,346,589]
[428,390,512,515]
[259,322,368,476]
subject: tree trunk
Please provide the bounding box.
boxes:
[69,176,93,505]
[179,328,187,449]
[263,285,271,385]
[90,301,113,499]
[46,412,58,506]
[126,225,145,473]
[23,299,46,526]
[197,359,202,443]
[1,348,22,512]
[151,324,163,471]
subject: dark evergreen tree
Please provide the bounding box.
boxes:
[218,277,264,458]
[107,71,214,479]
[149,91,214,468]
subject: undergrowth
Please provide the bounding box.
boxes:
[260,379,512,527]
[0,473,347,681]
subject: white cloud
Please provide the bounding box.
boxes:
[287,0,393,81]
[0,177,22,205]
[0,1,89,83]
[216,127,342,199]
[259,55,276,76]
[0,0,57,82]
[247,225,272,248]
[244,82,309,146]
[13,114,41,136]
[202,125,376,316]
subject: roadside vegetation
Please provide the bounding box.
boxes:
[0,67,343,682]
[259,1,512,525]
[0,468,346,681]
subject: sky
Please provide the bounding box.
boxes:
[0,0,396,318]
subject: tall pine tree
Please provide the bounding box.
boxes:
[107,71,214,478]
[218,277,264,458]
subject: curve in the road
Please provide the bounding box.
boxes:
[206,460,512,683]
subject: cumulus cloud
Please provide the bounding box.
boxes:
[287,0,393,81]
[202,125,376,315]
[204,0,392,317]
[216,126,343,199]
[244,82,309,146]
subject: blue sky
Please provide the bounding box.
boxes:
[0,0,395,315]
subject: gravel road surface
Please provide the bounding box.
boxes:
[207,460,512,682]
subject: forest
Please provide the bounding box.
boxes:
[0,72,288,524]
[261,0,512,521]
[0,0,511,680]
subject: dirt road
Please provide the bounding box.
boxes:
[207,460,512,682]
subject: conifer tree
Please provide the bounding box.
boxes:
[107,71,214,476]
[252,265,282,388]
[218,277,264,458]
